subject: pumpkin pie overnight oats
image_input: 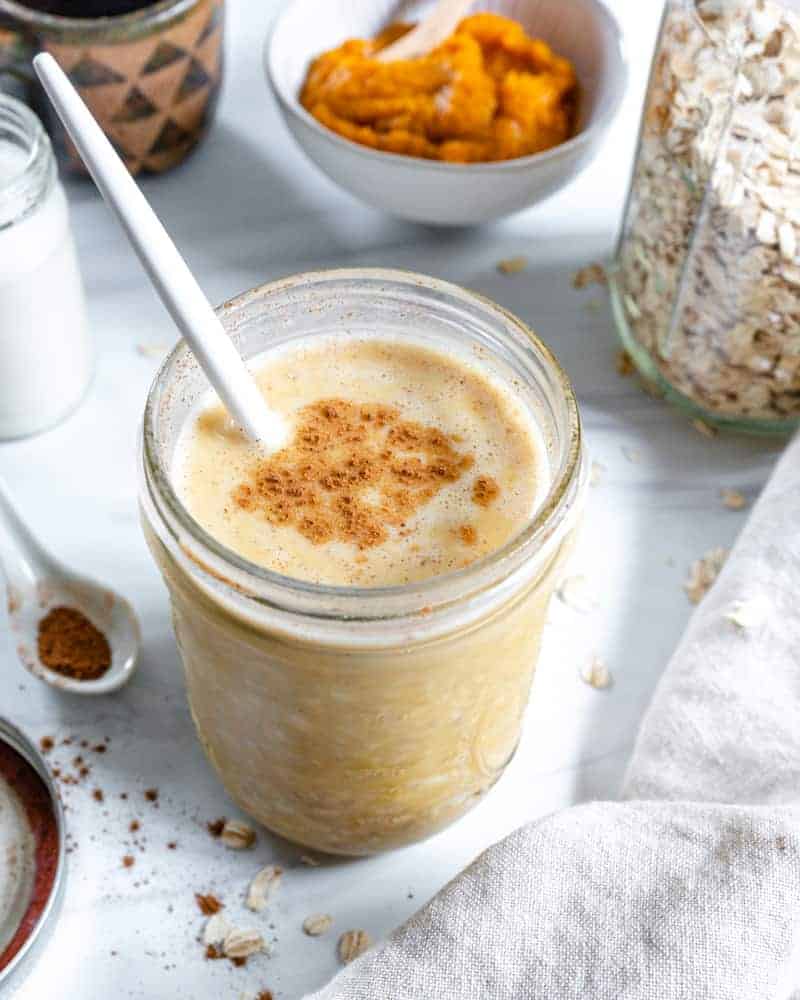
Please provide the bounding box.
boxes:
[140,269,585,855]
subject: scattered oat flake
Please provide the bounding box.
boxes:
[723,595,770,631]
[196,893,223,916]
[338,930,371,964]
[616,350,635,376]
[572,262,607,289]
[590,461,605,486]
[246,865,282,912]
[691,418,718,439]
[221,819,256,850]
[497,255,528,275]
[556,575,597,613]
[203,913,232,947]
[136,342,168,358]
[224,928,266,960]
[684,547,729,604]
[303,914,333,937]
[581,656,612,690]
[721,488,747,510]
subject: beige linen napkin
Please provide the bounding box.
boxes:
[307,433,800,1000]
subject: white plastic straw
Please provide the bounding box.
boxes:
[34,52,287,450]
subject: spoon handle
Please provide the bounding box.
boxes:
[377,0,474,61]
[0,475,57,592]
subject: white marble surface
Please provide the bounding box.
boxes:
[0,1,786,997]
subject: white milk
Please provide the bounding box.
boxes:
[0,100,91,440]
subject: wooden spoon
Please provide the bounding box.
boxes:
[376,0,474,61]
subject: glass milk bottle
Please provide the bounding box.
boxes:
[0,94,90,439]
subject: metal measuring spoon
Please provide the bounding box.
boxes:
[0,476,140,695]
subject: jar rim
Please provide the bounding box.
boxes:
[141,268,584,623]
[0,0,200,39]
[0,95,53,229]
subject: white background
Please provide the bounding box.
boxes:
[1,1,785,997]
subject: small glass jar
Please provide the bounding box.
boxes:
[140,269,586,856]
[0,94,90,440]
[610,0,800,433]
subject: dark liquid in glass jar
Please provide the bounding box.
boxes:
[18,0,159,16]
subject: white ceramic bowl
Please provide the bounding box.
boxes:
[265,0,627,225]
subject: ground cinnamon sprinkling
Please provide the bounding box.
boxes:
[205,945,222,961]
[37,606,111,681]
[458,524,477,545]
[39,736,54,753]
[93,743,107,754]
[257,992,274,1000]
[231,957,247,968]
[207,817,226,838]
[195,893,223,916]
[92,788,104,802]
[167,841,177,850]
[233,399,476,550]
[130,820,140,833]
[144,788,159,803]
[79,766,89,779]
[472,476,500,507]
[122,855,135,868]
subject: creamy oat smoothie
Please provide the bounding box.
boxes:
[176,337,547,587]
[141,271,583,855]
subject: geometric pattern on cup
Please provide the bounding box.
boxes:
[44,0,223,175]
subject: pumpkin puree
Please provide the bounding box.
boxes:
[299,13,577,163]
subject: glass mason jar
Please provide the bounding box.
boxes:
[610,0,800,433]
[140,269,586,856]
[0,94,90,439]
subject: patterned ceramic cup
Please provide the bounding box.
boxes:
[0,0,223,174]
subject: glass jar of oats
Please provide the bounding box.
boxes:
[611,0,800,432]
[139,269,586,856]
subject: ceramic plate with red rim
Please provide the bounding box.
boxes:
[0,720,64,989]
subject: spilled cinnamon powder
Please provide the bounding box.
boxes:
[233,399,481,550]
